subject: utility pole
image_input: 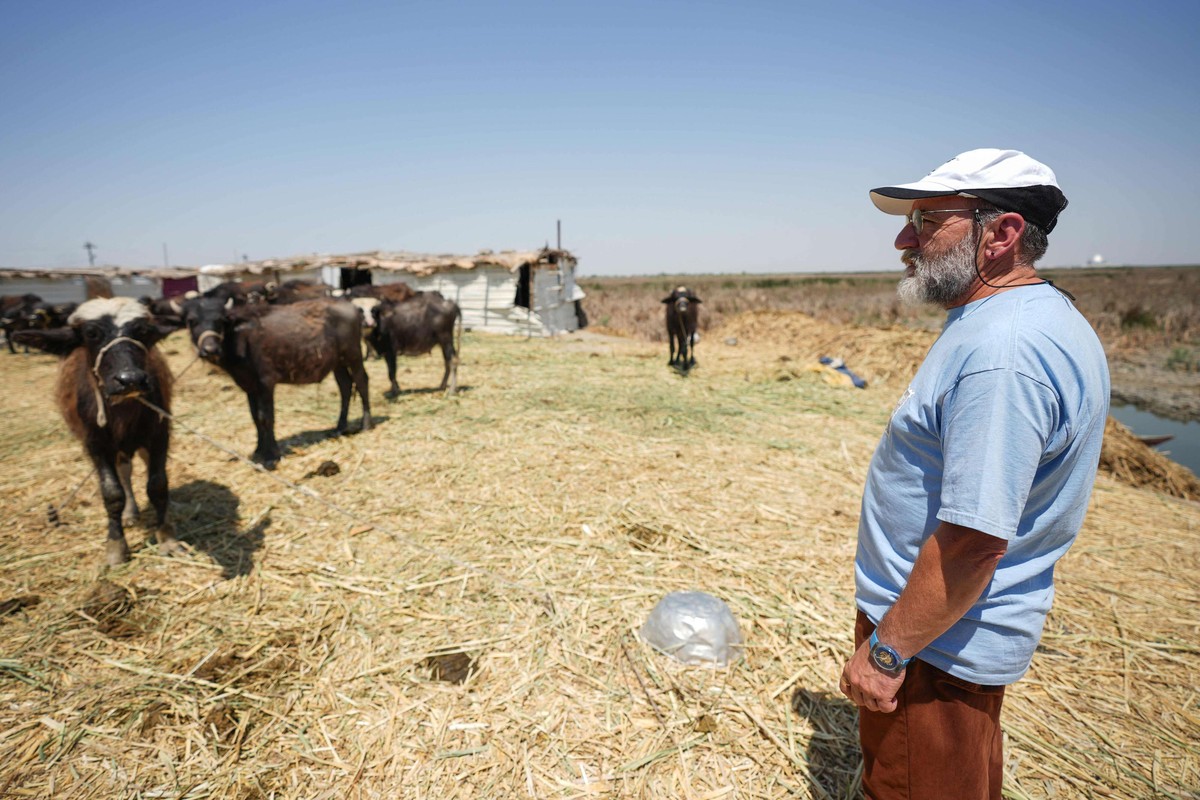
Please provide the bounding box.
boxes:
[84,242,97,267]
[557,219,561,250]
[162,243,169,268]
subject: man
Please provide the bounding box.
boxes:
[839,149,1110,798]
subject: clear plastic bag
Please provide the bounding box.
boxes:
[639,591,744,667]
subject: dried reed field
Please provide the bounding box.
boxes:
[1,310,1198,799]
[580,266,1200,350]
[582,265,1200,422]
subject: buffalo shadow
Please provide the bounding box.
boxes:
[382,385,472,400]
[791,688,862,799]
[170,479,268,578]
[274,415,387,456]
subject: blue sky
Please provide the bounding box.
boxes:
[2,1,1197,275]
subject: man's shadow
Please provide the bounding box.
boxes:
[791,688,862,799]
[171,480,268,578]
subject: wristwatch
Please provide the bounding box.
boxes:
[869,630,912,674]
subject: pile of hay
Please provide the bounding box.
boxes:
[1099,417,1200,500]
[0,321,1196,799]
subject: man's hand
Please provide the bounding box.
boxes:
[840,639,905,713]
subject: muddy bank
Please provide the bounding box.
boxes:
[1108,348,1200,422]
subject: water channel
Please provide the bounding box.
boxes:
[1110,403,1200,478]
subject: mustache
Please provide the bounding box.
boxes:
[901,249,919,267]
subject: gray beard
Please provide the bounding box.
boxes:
[897,232,979,307]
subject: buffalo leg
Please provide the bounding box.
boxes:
[668,332,677,365]
[439,337,458,395]
[117,452,139,525]
[383,349,401,399]
[250,387,281,469]
[145,439,183,555]
[352,363,372,429]
[333,367,352,434]
[96,457,131,565]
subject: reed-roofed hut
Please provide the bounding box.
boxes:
[197,248,586,336]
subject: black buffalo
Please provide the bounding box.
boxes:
[14,297,183,565]
[369,291,461,397]
[662,286,701,370]
[2,293,42,354]
[25,300,79,332]
[182,296,372,468]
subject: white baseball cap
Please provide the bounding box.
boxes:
[870,148,1068,233]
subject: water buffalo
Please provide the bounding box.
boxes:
[139,291,197,322]
[25,300,79,332]
[182,296,372,468]
[263,280,332,304]
[369,291,461,397]
[663,286,701,369]
[348,283,416,304]
[13,297,183,565]
[2,293,42,353]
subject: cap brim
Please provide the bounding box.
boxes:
[870,186,966,216]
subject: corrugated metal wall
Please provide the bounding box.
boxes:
[1,275,160,303]
[372,267,582,336]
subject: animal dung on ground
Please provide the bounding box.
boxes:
[640,590,744,667]
[304,460,341,479]
[424,652,477,684]
[80,580,139,636]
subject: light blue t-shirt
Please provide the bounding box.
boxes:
[856,283,1110,684]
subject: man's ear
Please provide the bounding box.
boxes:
[984,212,1025,261]
[12,327,81,356]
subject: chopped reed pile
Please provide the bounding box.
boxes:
[1100,417,1200,500]
[0,312,1195,799]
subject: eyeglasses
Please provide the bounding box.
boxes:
[905,207,980,235]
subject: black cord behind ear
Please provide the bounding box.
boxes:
[970,213,1072,301]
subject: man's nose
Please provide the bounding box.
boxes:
[895,221,919,250]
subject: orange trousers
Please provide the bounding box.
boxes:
[855,611,1006,800]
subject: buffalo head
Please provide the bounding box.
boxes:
[14,297,177,402]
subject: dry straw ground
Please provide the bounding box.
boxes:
[0,309,1197,799]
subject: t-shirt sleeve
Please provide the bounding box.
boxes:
[937,369,1059,539]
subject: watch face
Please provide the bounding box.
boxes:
[872,644,902,672]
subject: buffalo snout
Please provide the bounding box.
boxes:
[108,367,151,397]
[197,334,222,360]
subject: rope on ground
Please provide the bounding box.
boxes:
[47,467,97,526]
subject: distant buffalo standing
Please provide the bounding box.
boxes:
[663,286,701,370]
[2,293,42,353]
[369,291,461,397]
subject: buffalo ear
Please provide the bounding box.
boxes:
[144,321,184,347]
[12,327,81,356]
[689,296,702,303]
[661,296,673,304]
